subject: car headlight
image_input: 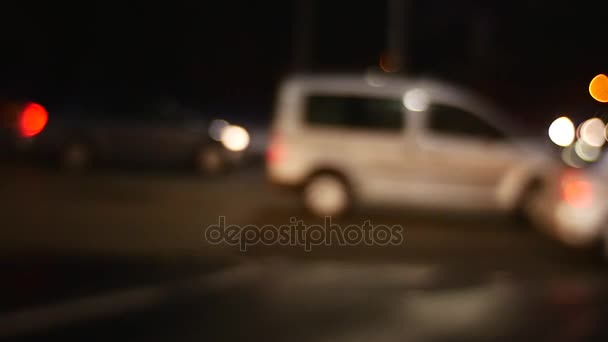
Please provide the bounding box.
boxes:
[220,125,250,152]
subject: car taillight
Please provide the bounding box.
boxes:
[560,171,593,208]
[266,133,285,164]
[19,102,48,138]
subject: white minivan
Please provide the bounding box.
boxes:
[266,74,608,247]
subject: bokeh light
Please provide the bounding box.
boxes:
[19,102,48,138]
[548,116,575,147]
[578,118,605,147]
[561,144,586,168]
[221,125,250,152]
[589,74,608,103]
[403,88,430,112]
[379,53,399,73]
[209,119,229,141]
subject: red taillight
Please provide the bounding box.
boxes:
[560,172,593,208]
[19,102,48,138]
[266,134,285,164]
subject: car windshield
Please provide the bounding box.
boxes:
[2,1,608,341]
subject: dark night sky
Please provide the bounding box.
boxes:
[1,0,607,125]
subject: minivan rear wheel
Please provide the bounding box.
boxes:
[303,173,350,217]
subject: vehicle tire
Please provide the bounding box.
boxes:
[61,141,91,172]
[196,145,225,175]
[303,173,351,218]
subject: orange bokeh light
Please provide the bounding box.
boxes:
[589,74,608,103]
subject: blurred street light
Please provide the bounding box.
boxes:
[589,74,608,103]
[221,125,250,152]
[578,118,605,147]
[548,116,575,147]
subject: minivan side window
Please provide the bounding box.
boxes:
[304,95,403,131]
[427,104,506,140]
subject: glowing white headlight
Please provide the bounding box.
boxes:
[548,116,575,147]
[220,125,250,152]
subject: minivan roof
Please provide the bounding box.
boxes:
[282,73,486,103]
[279,73,529,137]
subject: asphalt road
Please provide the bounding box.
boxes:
[0,161,604,272]
[2,161,608,341]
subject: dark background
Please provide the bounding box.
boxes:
[0,0,607,126]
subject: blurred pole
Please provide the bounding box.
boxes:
[387,0,409,72]
[293,0,315,72]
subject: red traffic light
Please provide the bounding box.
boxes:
[19,102,48,138]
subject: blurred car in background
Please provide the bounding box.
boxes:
[267,74,608,248]
[0,98,252,174]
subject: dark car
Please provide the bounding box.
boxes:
[0,98,248,174]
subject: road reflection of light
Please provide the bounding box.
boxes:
[549,116,575,147]
[546,279,598,342]
[578,118,605,147]
[403,88,429,112]
[403,281,520,340]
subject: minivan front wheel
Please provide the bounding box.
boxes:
[303,173,351,218]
